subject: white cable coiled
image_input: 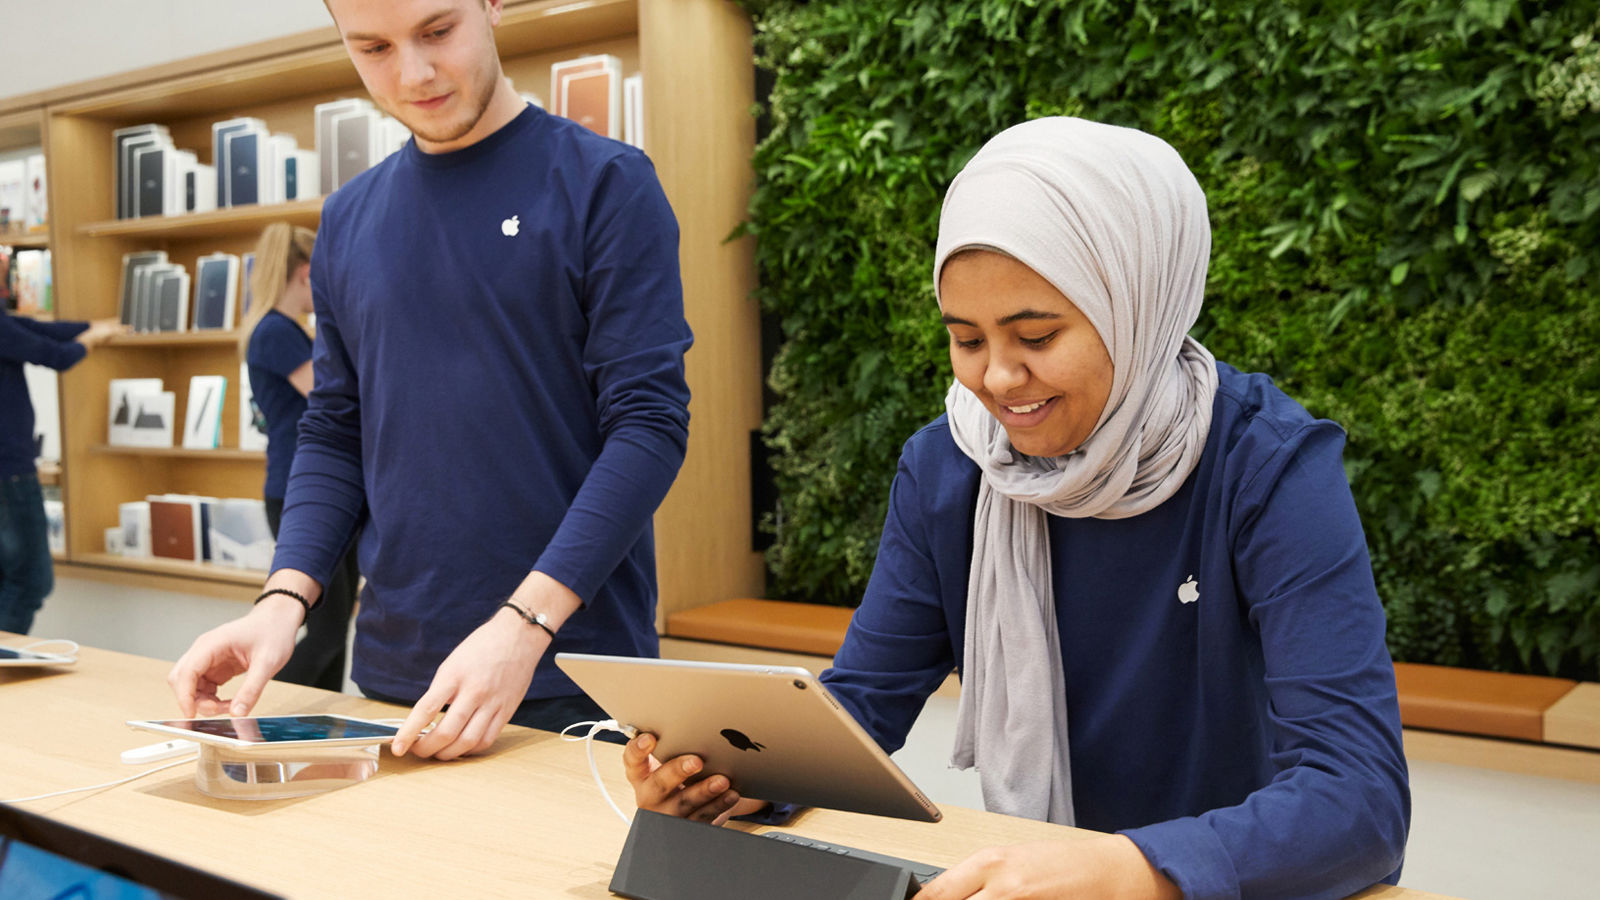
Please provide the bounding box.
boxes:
[560,718,636,824]
[17,638,80,661]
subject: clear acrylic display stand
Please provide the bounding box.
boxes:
[194,743,381,800]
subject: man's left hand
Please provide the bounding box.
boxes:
[392,571,579,760]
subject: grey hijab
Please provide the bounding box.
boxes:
[935,117,1218,825]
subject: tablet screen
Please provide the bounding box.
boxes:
[145,715,396,743]
[0,647,71,664]
[0,835,164,899]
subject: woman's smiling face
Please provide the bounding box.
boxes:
[939,250,1114,458]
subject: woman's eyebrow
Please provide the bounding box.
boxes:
[940,309,1063,327]
[998,309,1062,325]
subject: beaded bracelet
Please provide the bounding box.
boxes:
[254,587,316,618]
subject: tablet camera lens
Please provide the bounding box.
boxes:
[793,679,807,690]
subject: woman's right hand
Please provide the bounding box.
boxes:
[622,732,752,825]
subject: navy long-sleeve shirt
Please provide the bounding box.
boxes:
[273,106,693,701]
[1,310,86,478]
[822,363,1409,900]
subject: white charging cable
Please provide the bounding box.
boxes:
[2,756,197,805]
[19,638,80,660]
[560,718,635,824]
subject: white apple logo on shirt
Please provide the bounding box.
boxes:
[1178,575,1199,604]
[501,215,520,236]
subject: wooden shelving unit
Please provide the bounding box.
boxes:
[8,0,765,611]
[90,445,265,462]
[77,198,321,240]
[71,553,265,587]
[107,330,239,348]
[3,231,49,249]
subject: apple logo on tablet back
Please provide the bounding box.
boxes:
[721,729,765,752]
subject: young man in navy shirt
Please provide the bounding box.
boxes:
[170,0,692,760]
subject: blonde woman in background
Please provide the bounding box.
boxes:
[239,223,359,692]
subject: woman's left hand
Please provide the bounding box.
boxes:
[622,733,747,825]
[917,835,1179,900]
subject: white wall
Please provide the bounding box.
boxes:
[31,576,249,663]
[2,0,333,99]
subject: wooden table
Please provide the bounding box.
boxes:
[0,638,1449,898]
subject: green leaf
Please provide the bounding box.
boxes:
[1267,228,1301,259]
[1484,587,1510,618]
[1202,63,1236,91]
[1462,0,1514,30]
[1459,170,1498,203]
[1390,262,1409,285]
[1433,154,1469,207]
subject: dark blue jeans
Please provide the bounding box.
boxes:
[0,473,53,635]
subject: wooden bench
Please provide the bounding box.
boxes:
[665,601,1600,757]
[1396,665,1600,784]
[1391,662,1578,743]
[665,598,855,657]
[1544,682,1600,748]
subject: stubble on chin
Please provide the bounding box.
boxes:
[386,69,500,147]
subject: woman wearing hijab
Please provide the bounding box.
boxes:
[625,118,1409,900]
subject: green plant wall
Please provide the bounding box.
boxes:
[739,0,1600,678]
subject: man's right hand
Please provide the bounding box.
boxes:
[167,573,320,716]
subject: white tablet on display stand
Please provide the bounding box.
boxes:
[126,714,400,752]
[0,646,76,667]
